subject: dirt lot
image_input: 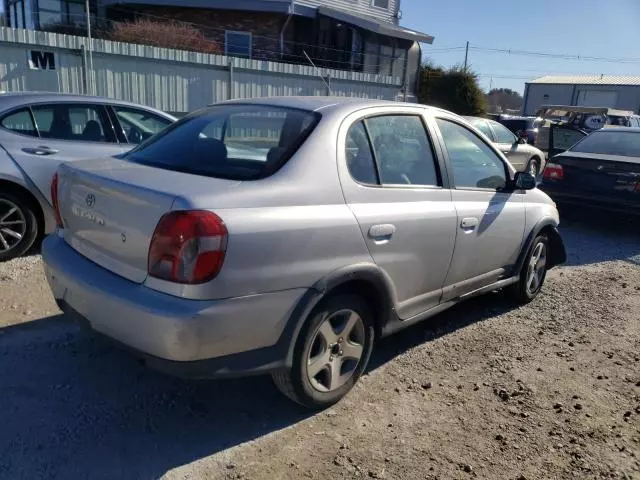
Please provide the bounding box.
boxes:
[0,216,639,480]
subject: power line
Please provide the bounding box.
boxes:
[470,45,640,65]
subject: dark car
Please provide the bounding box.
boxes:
[540,127,640,215]
[498,116,542,145]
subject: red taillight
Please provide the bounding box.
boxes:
[147,211,228,284]
[543,163,564,181]
[50,172,64,228]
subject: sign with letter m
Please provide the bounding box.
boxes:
[28,50,56,70]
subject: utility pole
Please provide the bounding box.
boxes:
[86,0,94,95]
[463,41,469,72]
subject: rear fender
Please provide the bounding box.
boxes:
[280,263,397,368]
[0,147,54,233]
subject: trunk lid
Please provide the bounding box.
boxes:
[57,157,239,283]
[552,152,640,201]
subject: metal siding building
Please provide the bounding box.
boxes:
[523,75,640,116]
[0,26,405,115]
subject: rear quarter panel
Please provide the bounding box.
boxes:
[0,144,55,233]
[143,112,376,300]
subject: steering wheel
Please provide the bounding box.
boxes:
[401,174,412,185]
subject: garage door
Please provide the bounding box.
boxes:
[576,90,618,107]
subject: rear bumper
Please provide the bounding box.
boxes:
[42,234,308,378]
[541,187,640,216]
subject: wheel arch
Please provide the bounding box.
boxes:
[513,219,566,276]
[0,178,45,239]
[282,263,397,367]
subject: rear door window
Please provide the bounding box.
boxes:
[364,115,440,186]
[31,104,115,143]
[490,121,518,144]
[0,109,38,137]
[345,121,378,185]
[125,105,320,180]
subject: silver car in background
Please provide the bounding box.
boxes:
[42,97,566,409]
[0,93,175,261]
[464,116,547,177]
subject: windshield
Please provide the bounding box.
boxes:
[125,105,320,180]
[570,130,640,157]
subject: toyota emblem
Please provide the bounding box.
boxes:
[86,194,96,208]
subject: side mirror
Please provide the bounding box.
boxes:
[514,171,536,190]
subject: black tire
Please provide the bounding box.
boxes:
[526,158,539,177]
[509,233,549,304]
[0,192,39,262]
[272,294,375,409]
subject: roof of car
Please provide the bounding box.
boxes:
[215,96,442,115]
[595,126,640,133]
[0,92,174,118]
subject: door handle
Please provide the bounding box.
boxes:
[460,217,479,230]
[368,224,396,242]
[22,146,59,156]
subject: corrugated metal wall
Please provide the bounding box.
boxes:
[0,26,404,114]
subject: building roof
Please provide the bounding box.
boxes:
[318,6,434,44]
[529,75,640,86]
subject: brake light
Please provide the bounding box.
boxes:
[50,172,64,228]
[147,211,228,284]
[543,163,564,180]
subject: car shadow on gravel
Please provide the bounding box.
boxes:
[0,316,314,479]
[0,290,521,479]
[368,291,517,372]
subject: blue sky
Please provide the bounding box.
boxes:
[401,0,640,94]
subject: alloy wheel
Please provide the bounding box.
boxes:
[528,160,538,177]
[0,199,27,254]
[526,242,547,295]
[306,309,366,393]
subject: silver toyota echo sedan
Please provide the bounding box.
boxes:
[42,97,566,409]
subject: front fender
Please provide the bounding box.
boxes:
[514,219,566,275]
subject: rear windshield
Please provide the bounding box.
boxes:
[500,119,530,133]
[570,131,640,157]
[125,105,320,180]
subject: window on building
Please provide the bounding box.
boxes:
[38,0,63,27]
[7,0,26,28]
[67,1,87,25]
[372,0,390,9]
[225,31,252,58]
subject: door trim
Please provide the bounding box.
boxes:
[441,267,507,302]
[396,288,442,320]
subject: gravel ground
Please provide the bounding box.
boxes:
[0,216,639,480]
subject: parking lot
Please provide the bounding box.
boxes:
[0,214,639,480]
